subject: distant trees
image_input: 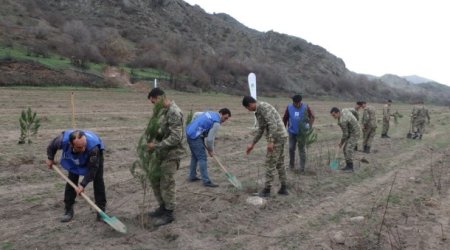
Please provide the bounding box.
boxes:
[54,20,131,68]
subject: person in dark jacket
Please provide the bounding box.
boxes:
[46,130,106,223]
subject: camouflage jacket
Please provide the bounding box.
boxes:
[411,105,430,123]
[338,108,361,144]
[361,105,377,129]
[155,101,185,160]
[348,107,359,121]
[382,104,392,121]
[253,101,288,144]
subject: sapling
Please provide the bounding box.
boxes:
[296,111,317,148]
[18,107,40,144]
[130,98,164,226]
[185,105,193,125]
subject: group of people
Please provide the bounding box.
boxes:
[329,99,430,172]
[45,87,430,228]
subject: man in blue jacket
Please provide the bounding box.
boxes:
[46,130,106,223]
[282,94,315,173]
[186,108,231,187]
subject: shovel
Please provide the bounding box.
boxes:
[329,146,340,170]
[52,165,127,234]
[211,155,243,190]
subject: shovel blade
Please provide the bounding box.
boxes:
[99,211,127,234]
[329,160,339,170]
[225,172,243,190]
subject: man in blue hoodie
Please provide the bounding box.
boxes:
[186,108,231,187]
[46,130,106,223]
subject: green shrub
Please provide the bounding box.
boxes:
[18,107,40,144]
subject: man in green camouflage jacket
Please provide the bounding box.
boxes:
[243,96,289,197]
[330,107,361,172]
[357,101,377,153]
[381,100,394,138]
[411,101,430,139]
[147,88,185,227]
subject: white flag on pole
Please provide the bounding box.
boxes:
[154,78,158,88]
[248,73,258,128]
[248,73,257,100]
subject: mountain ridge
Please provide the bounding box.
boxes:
[0,0,449,105]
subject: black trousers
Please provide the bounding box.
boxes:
[64,153,107,210]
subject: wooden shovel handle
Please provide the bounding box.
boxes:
[211,155,229,173]
[52,165,101,213]
[202,144,229,173]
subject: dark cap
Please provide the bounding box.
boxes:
[356,101,366,106]
[148,87,165,99]
[292,94,302,103]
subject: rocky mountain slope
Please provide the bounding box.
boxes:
[0,0,449,104]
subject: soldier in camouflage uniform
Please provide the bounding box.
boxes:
[146,88,185,227]
[411,101,430,139]
[381,100,394,138]
[356,101,377,153]
[330,107,361,172]
[242,96,289,197]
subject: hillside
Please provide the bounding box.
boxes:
[403,75,433,84]
[0,0,449,104]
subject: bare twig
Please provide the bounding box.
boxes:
[377,171,398,245]
[440,222,447,241]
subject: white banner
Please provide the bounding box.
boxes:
[154,78,158,88]
[248,73,257,99]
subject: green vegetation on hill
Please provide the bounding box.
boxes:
[0,45,170,84]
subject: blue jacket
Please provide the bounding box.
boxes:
[287,103,308,134]
[186,111,220,139]
[60,130,104,176]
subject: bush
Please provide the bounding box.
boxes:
[95,28,131,65]
[63,20,91,44]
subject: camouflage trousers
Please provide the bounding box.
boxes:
[382,119,390,135]
[343,136,358,163]
[362,127,377,147]
[150,159,179,211]
[413,121,426,136]
[264,140,287,188]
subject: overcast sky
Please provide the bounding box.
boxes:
[184,0,450,86]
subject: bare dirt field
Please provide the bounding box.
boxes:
[1,87,450,250]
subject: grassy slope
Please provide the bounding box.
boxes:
[0,45,168,81]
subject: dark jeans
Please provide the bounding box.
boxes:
[288,132,306,170]
[64,153,106,210]
[187,136,211,184]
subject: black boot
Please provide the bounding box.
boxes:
[61,206,74,223]
[258,187,271,197]
[277,185,288,195]
[354,145,358,151]
[153,209,174,227]
[341,162,354,173]
[381,134,389,138]
[148,205,165,218]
